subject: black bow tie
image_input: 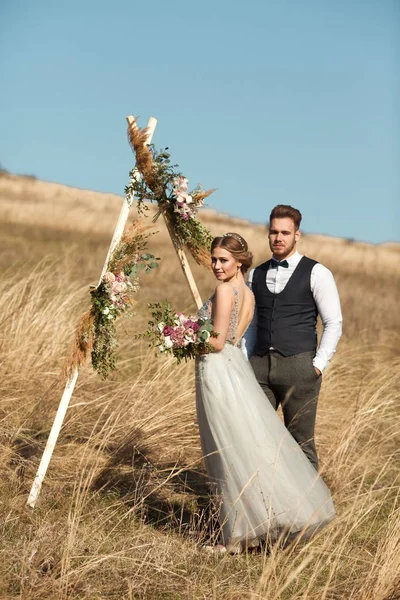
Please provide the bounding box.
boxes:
[271,259,289,269]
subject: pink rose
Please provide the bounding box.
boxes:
[103,272,115,283]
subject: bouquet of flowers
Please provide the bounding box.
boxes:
[143,302,218,363]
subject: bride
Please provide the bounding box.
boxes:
[196,232,335,553]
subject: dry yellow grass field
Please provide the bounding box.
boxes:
[1,172,399,599]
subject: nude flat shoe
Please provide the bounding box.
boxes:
[202,544,227,555]
[226,543,243,555]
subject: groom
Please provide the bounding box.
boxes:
[244,204,342,471]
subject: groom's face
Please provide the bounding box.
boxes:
[268,217,300,259]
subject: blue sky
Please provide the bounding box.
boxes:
[1,0,399,243]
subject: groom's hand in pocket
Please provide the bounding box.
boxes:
[314,367,322,377]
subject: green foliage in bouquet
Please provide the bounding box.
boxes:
[140,301,218,364]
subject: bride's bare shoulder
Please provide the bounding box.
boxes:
[214,282,236,294]
[212,282,236,302]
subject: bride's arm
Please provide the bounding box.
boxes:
[207,283,234,352]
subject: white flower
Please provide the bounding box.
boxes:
[157,322,165,332]
[203,331,210,342]
[158,344,165,352]
[107,314,114,320]
[103,307,110,315]
[185,194,193,204]
[173,176,189,193]
[180,177,189,191]
[164,336,173,349]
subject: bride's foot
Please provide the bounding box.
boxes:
[202,541,246,555]
[226,542,243,555]
[202,544,227,555]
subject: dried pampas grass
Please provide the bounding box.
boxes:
[63,310,94,377]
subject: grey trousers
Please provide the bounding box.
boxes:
[250,351,322,471]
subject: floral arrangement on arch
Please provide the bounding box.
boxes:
[125,124,215,268]
[65,221,159,379]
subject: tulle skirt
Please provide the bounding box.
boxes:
[196,344,335,547]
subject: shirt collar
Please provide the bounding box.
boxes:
[272,250,302,266]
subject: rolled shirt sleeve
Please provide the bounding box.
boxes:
[311,264,343,373]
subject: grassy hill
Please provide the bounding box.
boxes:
[1,172,399,599]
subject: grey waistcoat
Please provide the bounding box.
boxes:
[252,256,319,357]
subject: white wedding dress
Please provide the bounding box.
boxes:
[196,285,335,548]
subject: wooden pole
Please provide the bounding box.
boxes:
[27,117,158,508]
[162,212,203,310]
[126,115,203,310]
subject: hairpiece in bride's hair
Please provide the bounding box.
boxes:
[223,232,245,250]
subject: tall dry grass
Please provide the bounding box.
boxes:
[0,173,399,599]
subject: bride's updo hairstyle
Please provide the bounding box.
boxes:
[211,232,253,274]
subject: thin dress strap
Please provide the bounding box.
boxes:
[226,284,239,346]
[197,284,241,347]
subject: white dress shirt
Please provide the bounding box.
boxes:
[244,251,342,372]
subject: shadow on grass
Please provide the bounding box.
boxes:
[91,430,217,542]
